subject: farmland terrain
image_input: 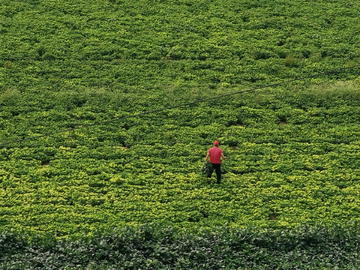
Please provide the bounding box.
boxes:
[1,0,360,268]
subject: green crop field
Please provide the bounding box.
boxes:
[1,0,360,268]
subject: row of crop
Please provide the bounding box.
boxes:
[2,139,360,173]
[2,149,360,235]
[2,81,360,116]
[2,102,360,148]
[2,58,359,93]
[4,81,360,107]
[1,224,360,269]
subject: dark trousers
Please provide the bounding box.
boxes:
[208,163,221,184]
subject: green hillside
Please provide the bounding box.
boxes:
[1,0,359,92]
[1,0,360,268]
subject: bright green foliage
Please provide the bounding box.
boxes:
[1,84,360,236]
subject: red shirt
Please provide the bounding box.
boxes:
[208,147,223,164]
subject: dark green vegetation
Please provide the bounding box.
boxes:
[1,224,360,269]
[1,0,360,268]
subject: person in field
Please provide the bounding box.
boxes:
[204,140,226,184]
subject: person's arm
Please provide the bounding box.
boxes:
[204,152,210,161]
[221,153,226,159]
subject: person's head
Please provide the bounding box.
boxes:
[213,140,219,147]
